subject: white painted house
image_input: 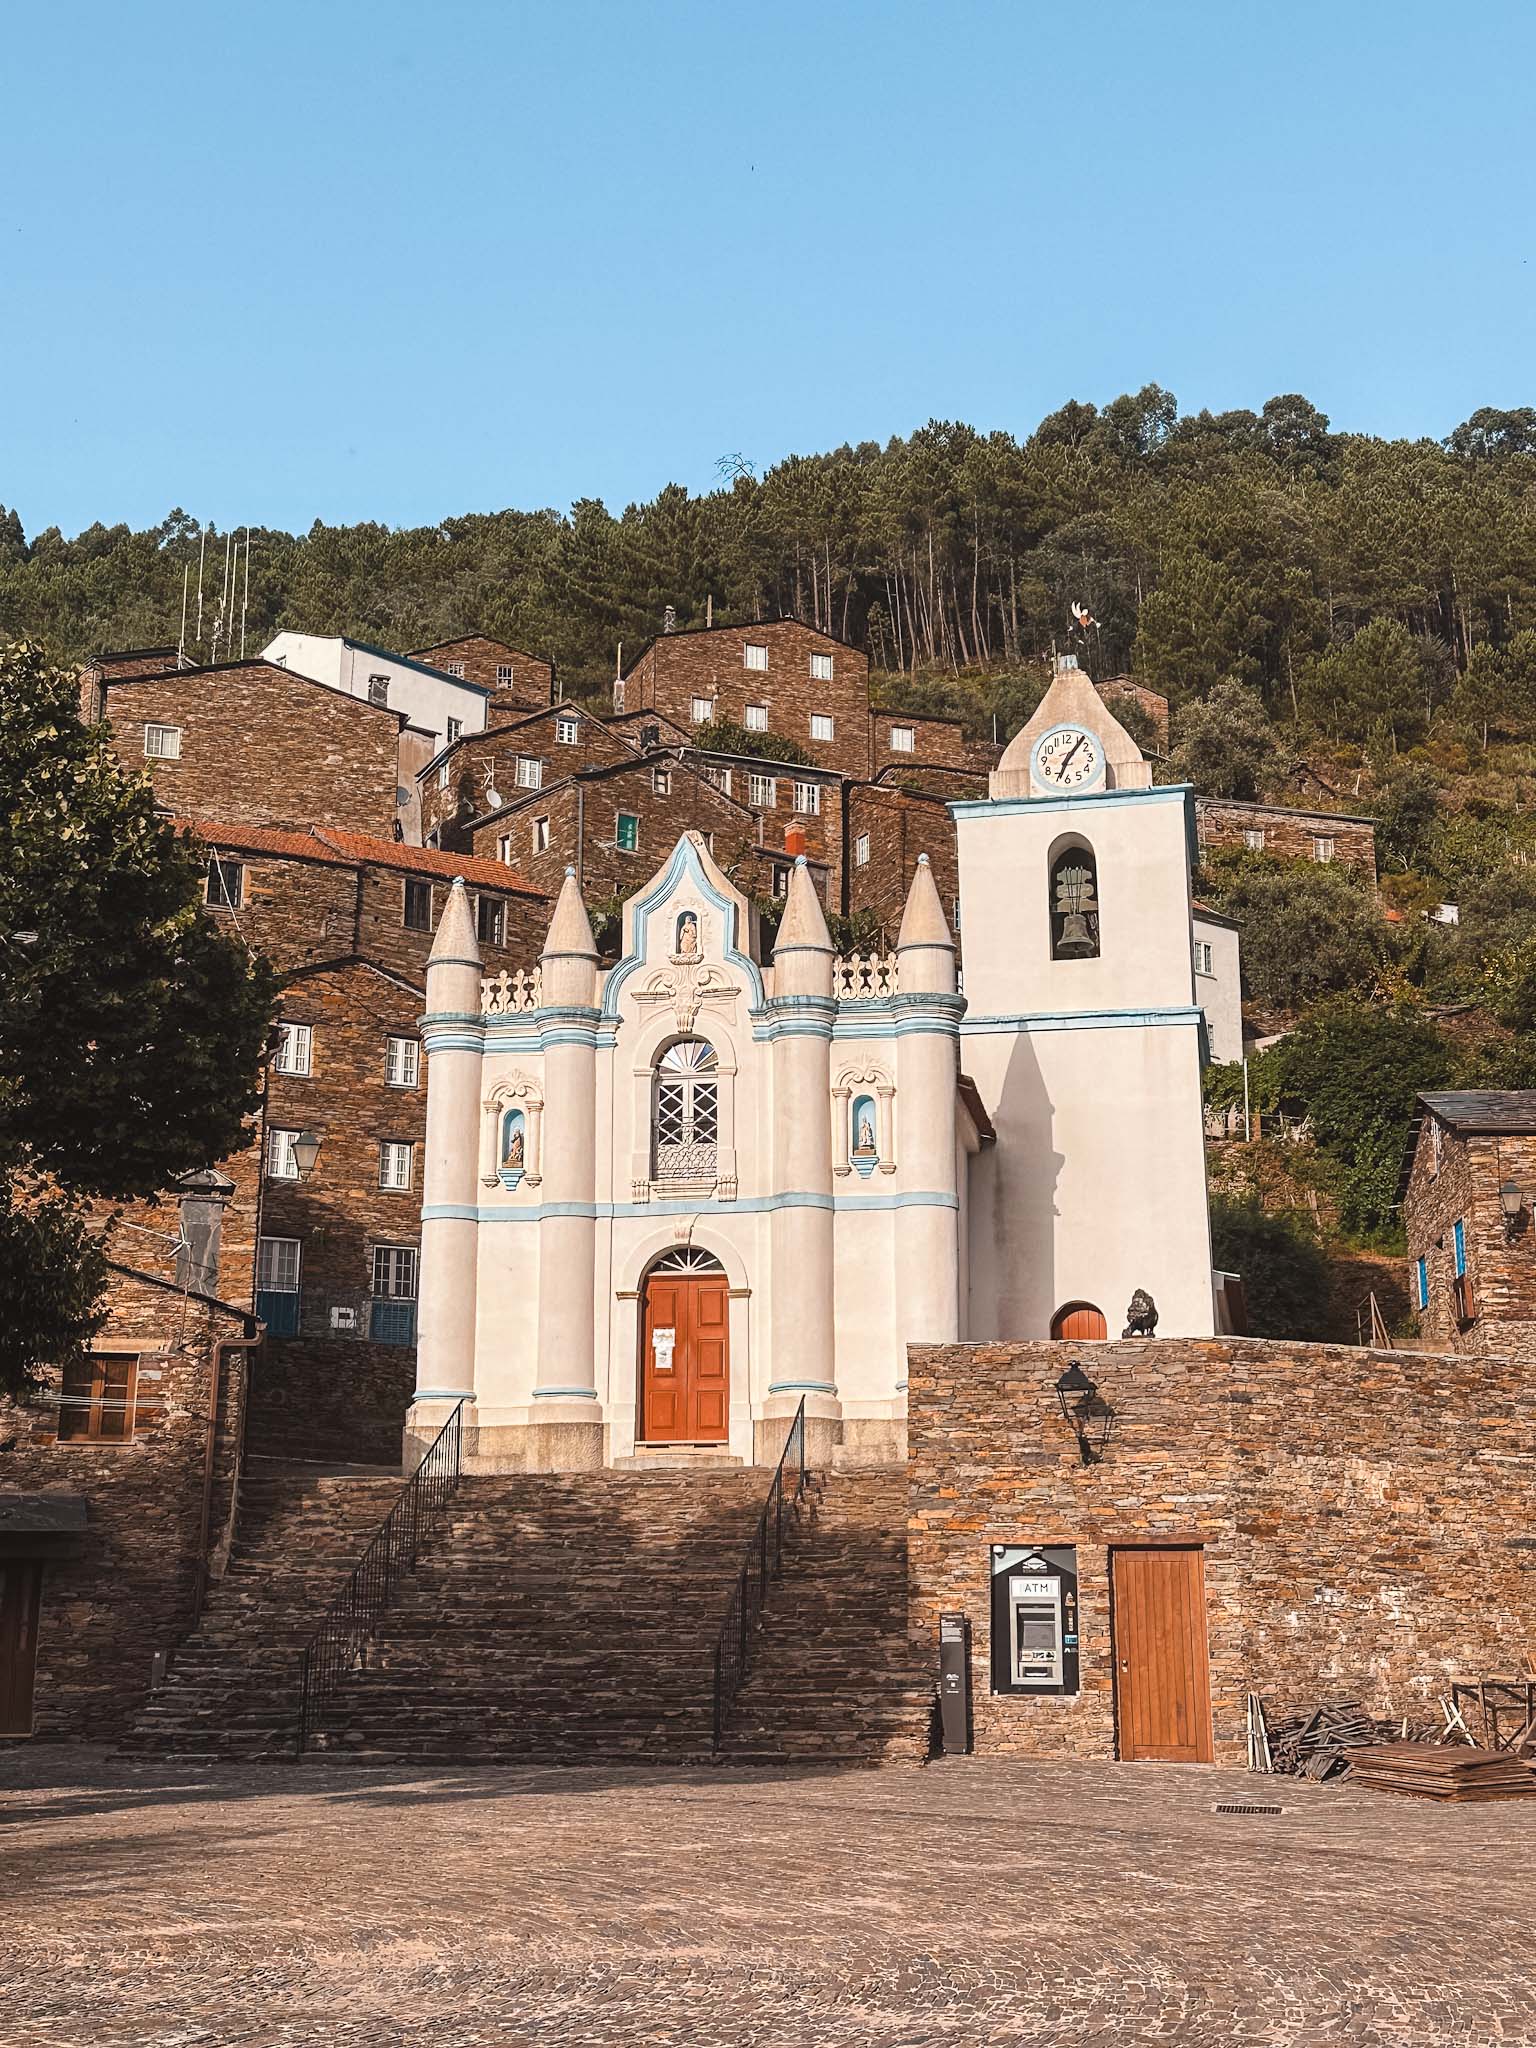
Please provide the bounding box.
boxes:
[409,656,1219,1472]
[261,631,491,752]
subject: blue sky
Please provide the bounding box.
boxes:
[3,0,1533,537]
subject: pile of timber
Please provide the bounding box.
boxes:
[1249,1697,1394,1781]
[1350,1740,1536,1803]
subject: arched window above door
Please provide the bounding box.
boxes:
[1050,843,1100,960]
[652,1038,719,1184]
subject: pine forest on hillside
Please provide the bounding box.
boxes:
[9,386,1536,1336]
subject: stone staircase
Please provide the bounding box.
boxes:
[716,1470,935,1767]
[122,1459,405,1758]
[125,1458,935,1769]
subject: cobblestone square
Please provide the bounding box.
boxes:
[3,1748,1533,2046]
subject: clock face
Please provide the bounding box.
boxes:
[1033,724,1105,792]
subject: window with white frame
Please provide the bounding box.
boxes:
[532,816,550,854]
[854,833,871,867]
[793,780,821,815]
[445,661,466,678]
[447,718,462,745]
[770,865,790,897]
[810,713,834,742]
[748,772,777,808]
[437,760,450,790]
[371,1244,418,1299]
[652,765,672,796]
[476,895,505,947]
[1244,828,1266,850]
[744,703,768,731]
[516,755,543,789]
[691,695,715,725]
[556,714,579,743]
[889,724,915,753]
[1313,835,1335,863]
[1193,939,1214,976]
[743,642,769,672]
[266,1127,301,1181]
[144,722,182,759]
[652,1038,719,1183]
[809,651,834,681]
[496,664,515,687]
[257,1236,301,1293]
[386,1036,420,1088]
[497,833,513,863]
[367,674,390,706]
[272,1022,312,1076]
[379,1141,414,1191]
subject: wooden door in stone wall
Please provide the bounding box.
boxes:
[1110,1546,1213,1763]
[0,1561,42,1736]
[641,1258,730,1443]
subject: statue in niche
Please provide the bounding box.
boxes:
[853,1101,878,1157]
[676,911,700,958]
[1122,1288,1158,1337]
[501,1117,525,1171]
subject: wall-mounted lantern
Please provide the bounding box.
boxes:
[292,1130,323,1182]
[1054,1360,1114,1465]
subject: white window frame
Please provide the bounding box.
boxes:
[556,714,579,744]
[496,664,515,687]
[793,780,821,816]
[889,724,915,754]
[272,1022,312,1077]
[744,703,768,732]
[743,642,769,672]
[266,1126,300,1181]
[1244,828,1266,851]
[691,695,716,725]
[445,661,466,679]
[854,833,871,868]
[371,1243,419,1299]
[809,652,834,681]
[437,761,450,790]
[770,865,790,898]
[1193,940,1214,977]
[386,1036,420,1089]
[476,895,506,948]
[810,713,834,742]
[497,833,513,863]
[446,717,462,745]
[144,722,182,760]
[1313,835,1335,864]
[652,765,672,796]
[515,755,543,790]
[532,816,550,854]
[748,772,777,809]
[256,1236,301,1292]
[379,1141,414,1192]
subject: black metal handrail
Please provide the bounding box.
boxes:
[296,1399,466,1752]
[711,1396,809,1748]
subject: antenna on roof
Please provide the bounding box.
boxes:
[195,528,206,657]
[178,562,190,667]
[240,529,250,658]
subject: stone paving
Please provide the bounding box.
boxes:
[2,1746,1533,2045]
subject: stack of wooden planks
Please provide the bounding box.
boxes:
[1250,1697,1392,1780]
[1350,1740,1536,1803]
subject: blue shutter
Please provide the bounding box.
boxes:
[1453,1219,1466,1277]
[1415,1257,1428,1311]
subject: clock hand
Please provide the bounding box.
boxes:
[1060,733,1088,774]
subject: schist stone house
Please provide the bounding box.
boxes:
[407,657,1221,1473]
[1402,1091,1536,1367]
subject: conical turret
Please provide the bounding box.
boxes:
[772,856,834,997]
[540,865,599,1006]
[426,876,482,1014]
[896,854,957,994]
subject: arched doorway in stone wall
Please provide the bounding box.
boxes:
[639,1247,730,1443]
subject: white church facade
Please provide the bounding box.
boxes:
[408,657,1220,1472]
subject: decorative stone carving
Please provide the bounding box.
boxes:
[480,1070,544,1187]
[482,965,542,1015]
[833,1064,896,1176]
[834,952,899,1002]
[1122,1289,1158,1338]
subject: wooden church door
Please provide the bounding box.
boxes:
[641,1252,729,1443]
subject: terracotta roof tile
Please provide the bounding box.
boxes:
[176,819,546,898]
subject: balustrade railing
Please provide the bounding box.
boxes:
[482,965,542,1015]
[711,1396,809,1748]
[834,951,899,1001]
[296,1399,465,1751]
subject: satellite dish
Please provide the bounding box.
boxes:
[484,785,502,811]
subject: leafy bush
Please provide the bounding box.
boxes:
[1209,1194,1332,1339]
[1198,851,1394,1010]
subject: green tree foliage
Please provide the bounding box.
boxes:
[1261,1002,1455,1243]
[0,642,278,1395]
[1165,679,1279,798]
[1208,1194,1332,1339]
[1301,617,1436,747]
[1198,852,1394,1010]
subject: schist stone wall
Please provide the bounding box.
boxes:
[105,663,405,836]
[1,1274,252,1738]
[907,1336,1536,1766]
[1196,798,1378,883]
[847,782,968,946]
[1404,1120,1536,1370]
[411,637,554,716]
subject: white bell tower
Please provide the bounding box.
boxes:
[955,656,1215,1341]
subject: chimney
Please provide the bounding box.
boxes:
[784,821,808,859]
[663,605,677,635]
[175,1169,237,1297]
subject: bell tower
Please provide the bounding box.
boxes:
[953,656,1215,1341]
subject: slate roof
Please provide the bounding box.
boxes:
[1418,1091,1536,1135]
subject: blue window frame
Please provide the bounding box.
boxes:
[1453,1219,1466,1278]
[1415,1257,1428,1311]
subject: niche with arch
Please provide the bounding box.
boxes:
[832,1065,896,1176]
[479,1072,544,1190]
[1049,838,1100,961]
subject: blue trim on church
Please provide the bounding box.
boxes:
[601,835,766,1019]
[422,1189,961,1223]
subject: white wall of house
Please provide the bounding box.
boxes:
[262,632,490,750]
[1192,911,1243,1067]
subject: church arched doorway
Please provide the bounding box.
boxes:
[640,1248,730,1443]
[1051,1301,1107,1340]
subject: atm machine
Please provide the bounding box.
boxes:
[989,1545,1079,1697]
